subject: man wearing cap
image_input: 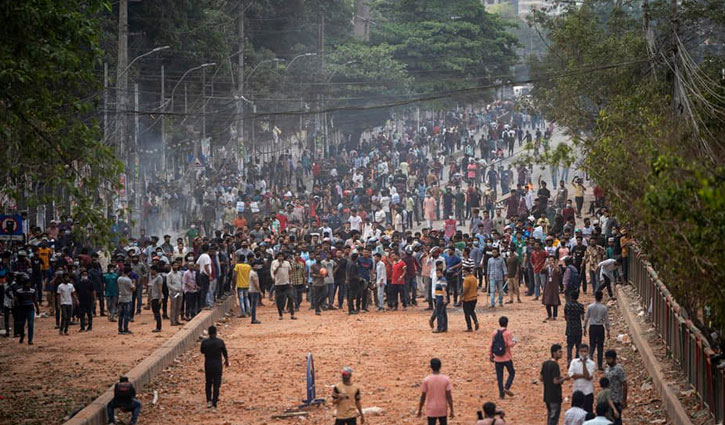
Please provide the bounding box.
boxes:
[332,367,364,425]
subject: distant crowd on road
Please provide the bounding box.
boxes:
[1,100,634,425]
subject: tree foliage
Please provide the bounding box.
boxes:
[0,0,122,247]
[526,0,725,334]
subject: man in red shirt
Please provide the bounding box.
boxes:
[389,253,407,310]
[531,240,548,300]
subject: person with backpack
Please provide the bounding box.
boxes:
[489,316,516,399]
[107,376,141,425]
[563,256,581,298]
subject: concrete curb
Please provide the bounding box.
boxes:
[616,286,693,425]
[64,296,236,425]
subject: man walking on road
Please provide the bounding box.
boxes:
[604,350,627,425]
[541,343,571,425]
[568,344,596,414]
[417,357,454,424]
[583,290,610,370]
[200,325,229,410]
[489,316,516,399]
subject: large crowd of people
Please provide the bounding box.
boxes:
[1,102,635,425]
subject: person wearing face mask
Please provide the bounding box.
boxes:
[75,268,96,332]
[486,247,507,308]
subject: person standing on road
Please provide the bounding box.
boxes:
[75,268,96,332]
[583,291,610,370]
[542,256,561,321]
[461,267,479,331]
[149,267,163,332]
[167,261,184,326]
[374,252,386,311]
[505,247,521,304]
[232,255,251,318]
[486,247,507,308]
[104,264,119,321]
[564,290,586,366]
[57,273,78,335]
[200,325,229,410]
[14,273,40,345]
[541,343,571,425]
[247,255,261,324]
[417,357,454,425]
[489,316,516,399]
[568,344,596,414]
[332,367,365,425]
[271,252,296,320]
[604,350,627,425]
[117,266,135,335]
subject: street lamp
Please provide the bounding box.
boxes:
[245,58,285,84]
[169,62,217,111]
[286,52,317,70]
[119,45,170,80]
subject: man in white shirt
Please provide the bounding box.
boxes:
[270,252,295,320]
[568,344,596,415]
[348,209,362,232]
[196,244,213,308]
[374,252,387,311]
[583,402,613,425]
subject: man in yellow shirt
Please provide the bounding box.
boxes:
[232,255,251,318]
[332,367,364,425]
[462,267,479,331]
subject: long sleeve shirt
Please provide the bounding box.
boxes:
[375,260,387,285]
[183,269,198,293]
[486,256,507,282]
[584,302,610,331]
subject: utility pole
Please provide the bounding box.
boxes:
[103,62,109,142]
[353,0,370,41]
[202,67,207,140]
[161,64,166,181]
[134,83,140,214]
[318,15,325,158]
[236,9,245,177]
[116,0,128,155]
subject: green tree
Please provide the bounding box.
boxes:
[0,0,122,246]
[526,0,725,333]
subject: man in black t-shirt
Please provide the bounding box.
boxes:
[107,376,141,425]
[200,325,229,409]
[75,268,96,332]
[540,344,570,425]
[14,273,40,345]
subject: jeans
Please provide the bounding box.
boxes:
[405,276,417,305]
[598,274,614,298]
[60,304,73,333]
[249,292,259,322]
[106,296,118,319]
[434,295,447,332]
[236,288,250,316]
[334,418,357,425]
[118,302,132,332]
[348,281,361,313]
[489,279,504,306]
[94,295,105,316]
[206,278,217,307]
[274,285,295,316]
[446,274,460,304]
[463,299,478,330]
[312,285,327,313]
[546,402,561,425]
[587,270,598,294]
[427,417,447,425]
[78,303,93,330]
[388,284,406,309]
[326,283,335,307]
[377,284,385,308]
[18,306,35,343]
[151,299,162,330]
[534,272,546,298]
[589,324,605,369]
[107,399,141,425]
[494,360,515,398]
[205,367,222,407]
